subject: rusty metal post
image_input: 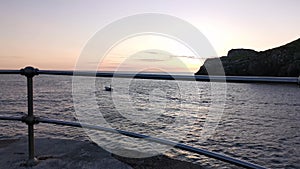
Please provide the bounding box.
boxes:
[20,66,39,166]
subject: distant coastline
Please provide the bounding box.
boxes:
[195,38,300,77]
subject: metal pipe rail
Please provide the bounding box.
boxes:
[1,66,298,168]
[0,116,266,169]
[39,70,299,83]
[1,69,299,84]
[0,70,21,74]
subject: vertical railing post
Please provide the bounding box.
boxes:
[20,66,39,166]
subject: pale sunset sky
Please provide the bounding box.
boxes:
[0,0,299,73]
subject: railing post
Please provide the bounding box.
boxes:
[20,66,39,166]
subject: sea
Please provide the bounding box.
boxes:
[0,74,299,169]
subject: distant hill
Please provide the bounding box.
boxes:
[195,38,300,77]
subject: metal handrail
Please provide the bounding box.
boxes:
[0,70,21,74]
[39,70,298,83]
[2,66,298,168]
[0,69,298,83]
[0,116,265,169]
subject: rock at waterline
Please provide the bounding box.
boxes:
[0,138,203,169]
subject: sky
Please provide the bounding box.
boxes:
[0,0,300,73]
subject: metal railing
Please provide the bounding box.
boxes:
[1,66,299,168]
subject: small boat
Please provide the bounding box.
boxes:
[104,85,113,91]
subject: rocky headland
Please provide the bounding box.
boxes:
[195,38,300,77]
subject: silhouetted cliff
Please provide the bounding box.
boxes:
[195,38,300,77]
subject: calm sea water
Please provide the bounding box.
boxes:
[0,75,299,169]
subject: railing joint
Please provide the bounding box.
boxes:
[20,66,39,77]
[21,115,40,125]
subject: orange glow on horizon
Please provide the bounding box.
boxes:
[97,35,205,73]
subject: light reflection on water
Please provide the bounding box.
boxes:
[0,75,299,168]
